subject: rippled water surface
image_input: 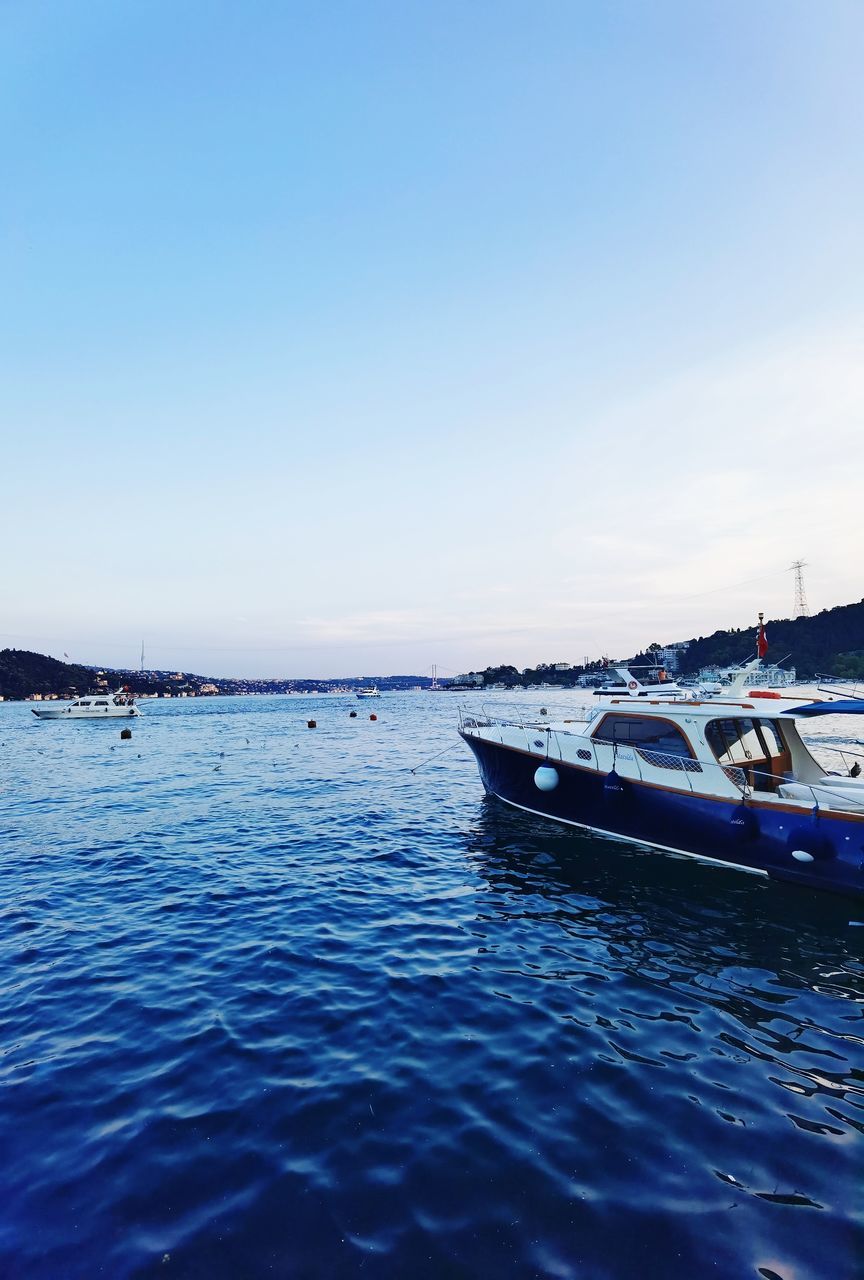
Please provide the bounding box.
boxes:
[2,692,863,1279]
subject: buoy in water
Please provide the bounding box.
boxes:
[370,714,377,721]
[307,720,317,729]
[534,764,559,791]
[539,707,547,716]
[349,710,357,718]
[120,728,132,740]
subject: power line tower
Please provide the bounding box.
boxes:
[790,560,809,618]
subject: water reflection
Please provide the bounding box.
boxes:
[457,797,864,1271]
[466,795,864,959]
[464,797,864,1087]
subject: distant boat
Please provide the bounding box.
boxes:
[32,691,140,720]
[694,661,797,690]
[355,686,381,699]
[592,667,692,701]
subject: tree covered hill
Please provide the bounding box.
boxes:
[454,598,864,687]
[676,599,864,679]
[0,649,101,700]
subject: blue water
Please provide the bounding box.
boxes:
[1,692,862,1279]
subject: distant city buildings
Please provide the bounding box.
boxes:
[657,642,690,672]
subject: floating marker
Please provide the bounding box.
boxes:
[120,728,132,740]
[370,714,377,721]
[349,710,357,718]
[307,720,317,729]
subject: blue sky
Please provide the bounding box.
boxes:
[2,1,862,676]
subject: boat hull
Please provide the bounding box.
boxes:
[461,733,864,901]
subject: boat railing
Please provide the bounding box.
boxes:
[633,746,703,774]
[458,705,598,733]
[803,740,864,771]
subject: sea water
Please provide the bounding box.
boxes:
[1,692,862,1279]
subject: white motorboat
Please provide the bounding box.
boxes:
[355,686,381,699]
[32,691,140,720]
[695,660,797,690]
[592,667,692,701]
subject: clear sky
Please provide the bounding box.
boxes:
[2,1,862,677]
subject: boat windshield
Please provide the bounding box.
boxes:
[705,717,785,765]
[704,717,791,792]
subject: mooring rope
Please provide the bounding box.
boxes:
[408,739,463,774]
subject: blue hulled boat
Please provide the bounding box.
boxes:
[459,688,864,901]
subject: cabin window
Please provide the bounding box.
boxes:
[705,718,790,794]
[593,715,694,757]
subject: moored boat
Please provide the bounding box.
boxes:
[459,682,864,901]
[695,660,798,690]
[356,686,381,699]
[592,666,692,701]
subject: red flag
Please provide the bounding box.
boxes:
[757,618,768,658]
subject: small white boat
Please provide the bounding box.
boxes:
[355,686,381,699]
[593,667,692,701]
[32,691,140,720]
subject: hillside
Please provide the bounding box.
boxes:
[0,649,102,700]
[676,599,864,679]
